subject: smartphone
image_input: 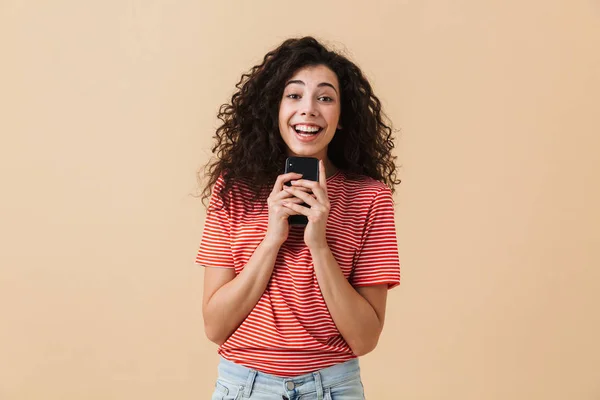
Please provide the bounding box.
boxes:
[284,156,320,226]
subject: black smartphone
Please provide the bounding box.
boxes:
[284,156,319,226]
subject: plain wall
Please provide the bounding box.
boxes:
[1,1,599,399]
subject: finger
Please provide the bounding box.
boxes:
[283,186,312,193]
[273,197,303,216]
[289,179,319,190]
[282,202,311,216]
[271,173,303,195]
[290,179,328,205]
[283,186,318,207]
[277,197,304,205]
[281,205,301,216]
[319,159,327,189]
[279,199,305,216]
[272,187,310,201]
[316,159,329,203]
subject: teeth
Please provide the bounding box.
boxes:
[294,124,321,133]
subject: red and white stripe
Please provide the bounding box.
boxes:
[196,171,400,376]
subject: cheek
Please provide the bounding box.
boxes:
[278,114,287,129]
[325,109,341,128]
[278,106,292,126]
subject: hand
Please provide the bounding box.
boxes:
[263,172,306,246]
[282,160,331,250]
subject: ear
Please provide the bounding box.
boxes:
[337,123,342,130]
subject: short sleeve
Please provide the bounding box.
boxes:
[195,175,235,268]
[351,187,401,289]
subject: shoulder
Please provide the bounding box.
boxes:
[211,174,256,198]
[211,174,267,214]
[330,171,392,199]
[207,174,240,213]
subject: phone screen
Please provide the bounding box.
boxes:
[284,157,319,226]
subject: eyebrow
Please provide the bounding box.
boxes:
[285,79,338,94]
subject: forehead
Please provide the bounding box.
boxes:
[287,65,339,89]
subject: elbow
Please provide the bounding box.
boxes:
[202,310,229,345]
[204,323,228,346]
[348,321,384,357]
[349,336,380,357]
[202,303,229,345]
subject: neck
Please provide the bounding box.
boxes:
[324,159,338,178]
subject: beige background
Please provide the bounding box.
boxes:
[1,1,599,399]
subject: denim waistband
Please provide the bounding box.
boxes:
[217,357,361,398]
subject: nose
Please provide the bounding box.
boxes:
[300,97,318,117]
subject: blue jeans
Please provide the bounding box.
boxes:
[211,357,366,400]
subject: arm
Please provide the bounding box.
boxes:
[202,238,282,345]
[283,160,398,356]
[200,172,304,345]
[310,247,388,356]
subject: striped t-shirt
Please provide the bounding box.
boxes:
[196,170,400,377]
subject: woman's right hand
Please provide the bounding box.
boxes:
[263,172,305,246]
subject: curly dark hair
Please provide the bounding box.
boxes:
[199,36,400,209]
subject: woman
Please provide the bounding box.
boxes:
[196,36,401,400]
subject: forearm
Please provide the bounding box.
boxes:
[203,238,281,344]
[310,247,383,356]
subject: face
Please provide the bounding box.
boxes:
[278,65,341,161]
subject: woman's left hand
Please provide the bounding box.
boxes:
[282,160,330,250]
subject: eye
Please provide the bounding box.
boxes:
[286,94,301,99]
[318,96,333,102]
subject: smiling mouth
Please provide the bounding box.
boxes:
[293,124,323,136]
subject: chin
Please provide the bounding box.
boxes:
[288,147,323,158]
